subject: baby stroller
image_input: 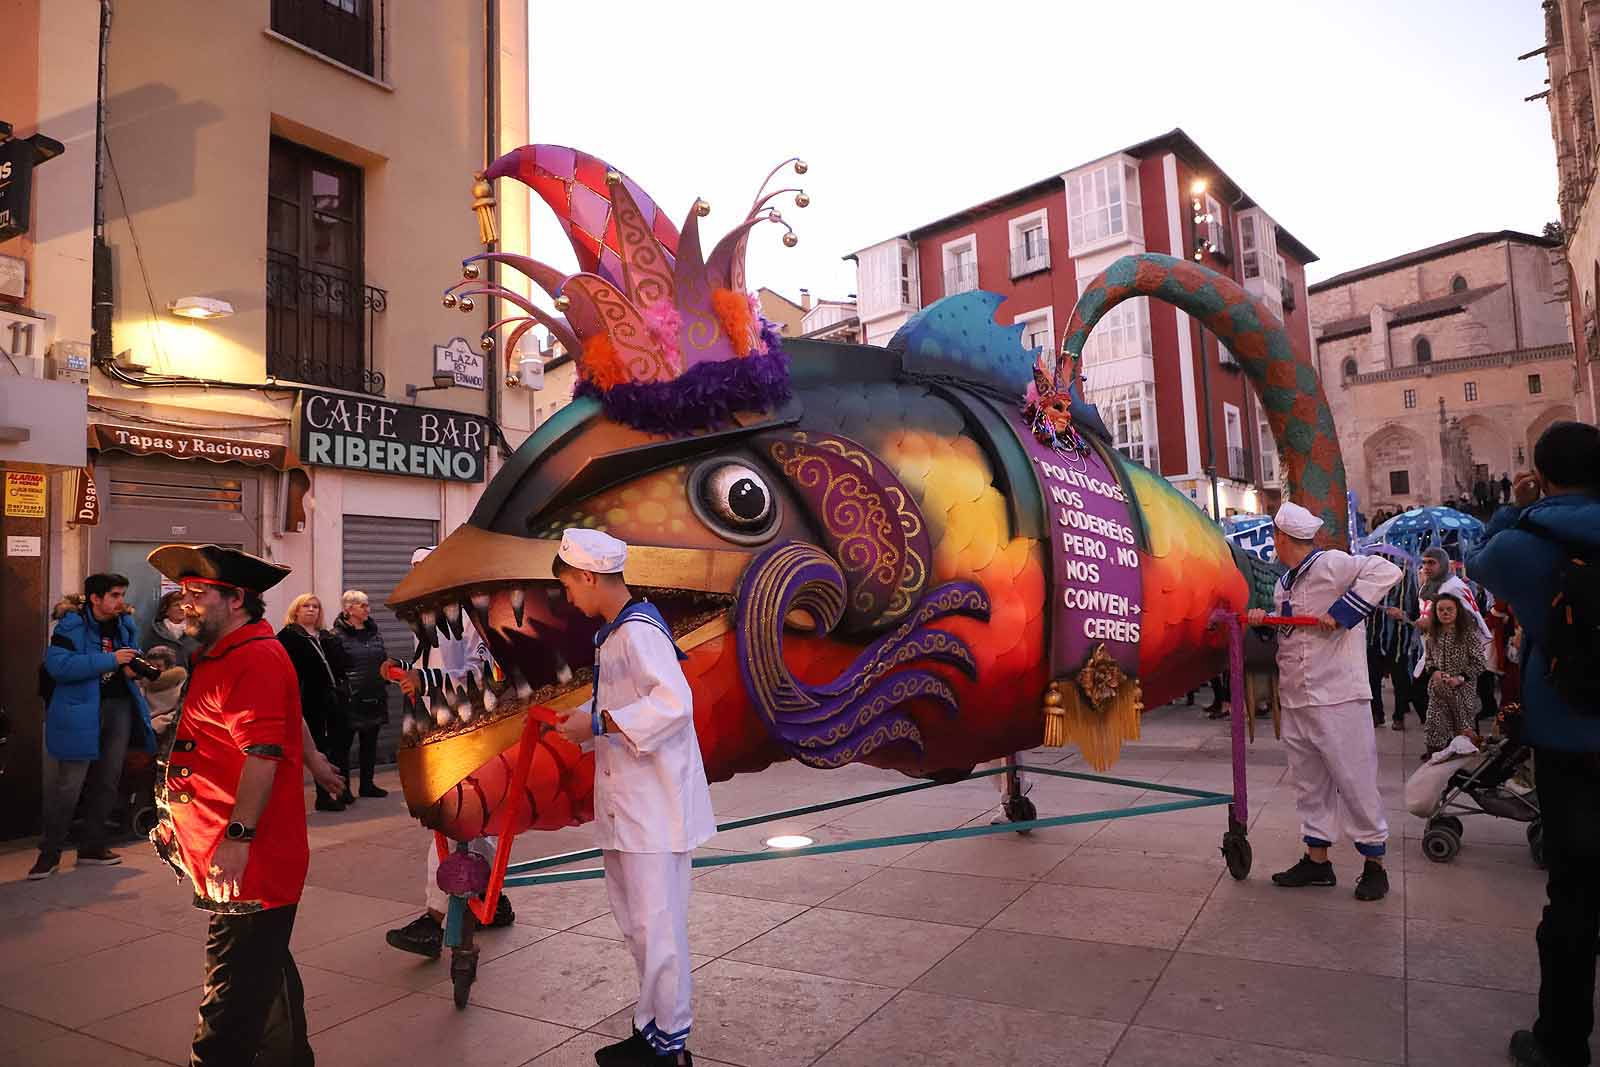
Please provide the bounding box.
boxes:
[1406,736,1541,866]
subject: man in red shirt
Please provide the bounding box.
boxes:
[147,544,343,1067]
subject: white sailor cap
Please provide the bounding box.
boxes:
[557,528,627,574]
[1273,500,1324,540]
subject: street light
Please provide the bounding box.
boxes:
[167,296,234,320]
[405,371,455,401]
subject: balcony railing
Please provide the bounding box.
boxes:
[1010,243,1050,278]
[271,0,382,77]
[943,264,978,296]
[266,251,387,395]
[1225,445,1251,482]
[1348,342,1574,385]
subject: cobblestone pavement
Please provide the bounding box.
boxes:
[0,695,1568,1066]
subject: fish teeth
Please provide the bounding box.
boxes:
[551,648,574,686]
[402,713,421,739]
[441,603,462,640]
[407,616,434,651]
[509,587,526,627]
[419,606,440,644]
[508,664,534,701]
[479,669,498,712]
[430,690,454,728]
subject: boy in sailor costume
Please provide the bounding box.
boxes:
[385,546,515,959]
[1247,502,1404,902]
[552,529,716,1067]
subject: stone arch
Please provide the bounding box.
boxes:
[1342,357,1358,381]
[1458,414,1513,486]
[1362,422,1429,509]
[1525,403,1580,467]
[1451,274,1468,293]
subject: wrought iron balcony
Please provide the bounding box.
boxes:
[266,251,386,395]
[943,264,979,296]
[1010,242,1050,278]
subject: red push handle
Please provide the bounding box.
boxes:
[1242,613,1321,626]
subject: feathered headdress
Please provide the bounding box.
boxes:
[446,145,807,434]
[1023,350,1088,457]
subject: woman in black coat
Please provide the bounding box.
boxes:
[278,594,351,811]
[141,590,201,671]
[330,590,389,799]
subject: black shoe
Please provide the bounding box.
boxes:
[1391,718,1405,731]
[359,782,388,798]
[27,850,61,880]
[385,914,442,960]
[595,1029,651,1066]
[77,847,122,867]
[1271,854,1336,888]
[315,794,346,812]
[1508,1029,1560,1066]
[488,893,515,928]
[1353,859,1389,901]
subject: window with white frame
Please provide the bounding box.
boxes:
[1257,414,1279,484]
[1237,210,1280,287]
[1079,298,1150,368]
[1067,160,1142,250]
[1009,210,1050,276]
[899,247,918,306]
[1016,307,1055,355]
[1205,196,1227,258]
[1092,382,1159,470]
[942,236,978,295]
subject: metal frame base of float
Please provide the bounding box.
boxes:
[436,613,1261,1009]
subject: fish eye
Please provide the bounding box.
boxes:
[689,460,780,544]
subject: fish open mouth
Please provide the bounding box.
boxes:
[388,527,742,749]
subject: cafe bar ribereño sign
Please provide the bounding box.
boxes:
[295,388,490,483]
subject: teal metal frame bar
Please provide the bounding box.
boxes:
[496,763,1232,888]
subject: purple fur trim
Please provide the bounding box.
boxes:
[574,345,791,434]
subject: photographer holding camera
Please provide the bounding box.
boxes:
[29,572,158,880]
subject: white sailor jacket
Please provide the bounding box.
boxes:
[1273,548,1404,709]
[591,606,717,854]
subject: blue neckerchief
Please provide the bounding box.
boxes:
[1278,548,1326,621]
[590,598,687,731]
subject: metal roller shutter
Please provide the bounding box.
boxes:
[341,514,438,762]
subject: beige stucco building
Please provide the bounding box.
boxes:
[0,0,541,826]
[1309,231,1576,515]
[1538,0,1600,424]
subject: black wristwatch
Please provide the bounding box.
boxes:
[225,821,256,842]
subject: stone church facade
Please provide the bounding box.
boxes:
[1309,232,1578,515]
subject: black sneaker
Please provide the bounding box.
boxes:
[385,914,443,960]
[77,847,122,867]
[27,850,61,880]
[1271,854,1336,888]
[1508,1029,1560,1066]
[359,782,389,798]
[1354,860,1389,901]
[314,794,346,812]
[339,788,356,805]
[488,892,515,928]
[595,1029,651,1066]
[1391,718,1405,731]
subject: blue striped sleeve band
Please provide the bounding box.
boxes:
[642,1020,690,1054]
[1327,589,1375,629]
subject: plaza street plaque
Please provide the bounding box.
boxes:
[296,388,490,483]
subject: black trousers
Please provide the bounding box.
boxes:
[327,721,379,788]
[1532,748,1600,1066]
[191,904,313,1067]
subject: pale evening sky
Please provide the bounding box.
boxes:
[527,0,1555,307]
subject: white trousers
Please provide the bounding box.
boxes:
[1280,699,1389,857]
[424,836,496,913]
[604,849,693,1055]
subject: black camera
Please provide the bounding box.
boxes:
[127,655,162,682]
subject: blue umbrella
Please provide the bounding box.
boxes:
[1357,506,1488,661]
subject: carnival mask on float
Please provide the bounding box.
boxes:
[389,145,1350,843]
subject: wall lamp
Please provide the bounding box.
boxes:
[406,371,456,401]
[168,297,234,320]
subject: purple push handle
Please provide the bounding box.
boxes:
[1209,609,1249,830]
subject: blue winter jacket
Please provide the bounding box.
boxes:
[45,608,157,761]
[1466,493,1600,753]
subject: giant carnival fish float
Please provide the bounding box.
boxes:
[391,145,1348,841]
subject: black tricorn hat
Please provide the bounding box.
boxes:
[147,544,291,593]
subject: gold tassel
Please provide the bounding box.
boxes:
[472,172,498,246]
[1042,683,1067,747]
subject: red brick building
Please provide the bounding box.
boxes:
[847,129,1318,517]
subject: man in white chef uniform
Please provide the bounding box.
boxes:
[385,546,515,959]
[552,529,715,1067]
[1247,501,1403,902]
